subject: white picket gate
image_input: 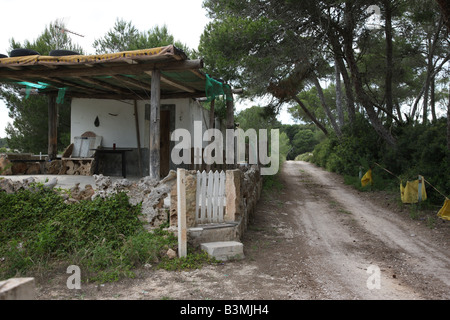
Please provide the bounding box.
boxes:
[195,170,226,224]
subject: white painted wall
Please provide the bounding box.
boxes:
[71,99,145,148]
[71,98,214,149]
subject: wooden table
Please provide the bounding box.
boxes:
[91,148,133,178]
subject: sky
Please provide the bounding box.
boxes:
[0,0,295,138]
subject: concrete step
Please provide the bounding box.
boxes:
[189,223,239,247]
[200,241,244,261]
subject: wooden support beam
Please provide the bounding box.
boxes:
[41,90,206,101]
[0,59,204,79]
[112,75,151,91]
[41,77,104,94]
[48,95,58,161]
[146,71,196,93]
[78,76,131,95]
[149,69,161,180]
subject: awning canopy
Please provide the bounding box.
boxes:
[0,45,210,101]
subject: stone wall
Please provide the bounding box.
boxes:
[236,165,263,240]
[0,171,177,231]
[0,164,263,243]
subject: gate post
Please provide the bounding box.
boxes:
[225,169,241,222]
[177,168,187,258]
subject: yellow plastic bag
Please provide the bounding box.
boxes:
[361,169,373,187]
[437,199,450,221]
[400,178,427,204]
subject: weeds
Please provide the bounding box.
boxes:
[0,186,214,283]
[263,174,283,192]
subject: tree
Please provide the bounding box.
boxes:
[200,0,399,144]
[93,18,190,55]
[201,0,449,148]
[0,19,82,153]
[235,105,281,133]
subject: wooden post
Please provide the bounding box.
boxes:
[150,69,161,180]
[225,169,241,222]
[177,168,187,258]
[226,91,234,130]
[48,95,58,160]
[206,99,215,172]
[209,99,215,130]
[134,100,143,177]
[226,87,234,169]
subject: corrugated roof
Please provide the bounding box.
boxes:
[0,45,207,101]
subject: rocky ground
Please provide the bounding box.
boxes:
[34,161,450,301]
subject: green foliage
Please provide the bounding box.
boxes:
[295,152,314,162]
[312,117,449,204]
[0,138,8,148]
[200,0,448,148]
[1,19,76,153]
[312,115,382,176]
[157,250,219,271]
[262,174,284,193]
[236,106,281,132]
[278,132,291,163]
[8,19,84,56]
[279,124,323,160]
[0,187,212,282]
[92,18,190,56]
[384,118,450,203]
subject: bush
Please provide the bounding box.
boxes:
[311,116,449,204]
[0,186,214,282]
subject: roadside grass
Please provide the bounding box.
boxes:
[262,174,284,193]
[344,174,443,228]
[0,185,218,283]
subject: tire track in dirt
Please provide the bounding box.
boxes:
[282,161,450,299]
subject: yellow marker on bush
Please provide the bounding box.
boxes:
[361,169,373,187]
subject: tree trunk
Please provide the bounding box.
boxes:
[342,2,396,147]
[334,57,345,128]
[411,52,450,119]
[329,36,356,125]
[435,0,450,29]
[395,102,403,123]
[292,96,329,136]
[384,0,394,126]
[431,75,437,122]
[312,75,342,136]
[422,38,432,124]
[447,83,450,152]
[423,16,443,124]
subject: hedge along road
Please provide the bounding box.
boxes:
[36,161,450,300]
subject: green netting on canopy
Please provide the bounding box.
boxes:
[205,74,232,102]
[18,81,67,103]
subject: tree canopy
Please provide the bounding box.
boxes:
[93,18,191,56]
[0,19,80,153]
[199,0,450,148]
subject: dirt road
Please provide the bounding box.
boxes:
[37,161,450,300]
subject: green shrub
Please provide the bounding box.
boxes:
[0,186,211,282]
[311,116,449,204]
